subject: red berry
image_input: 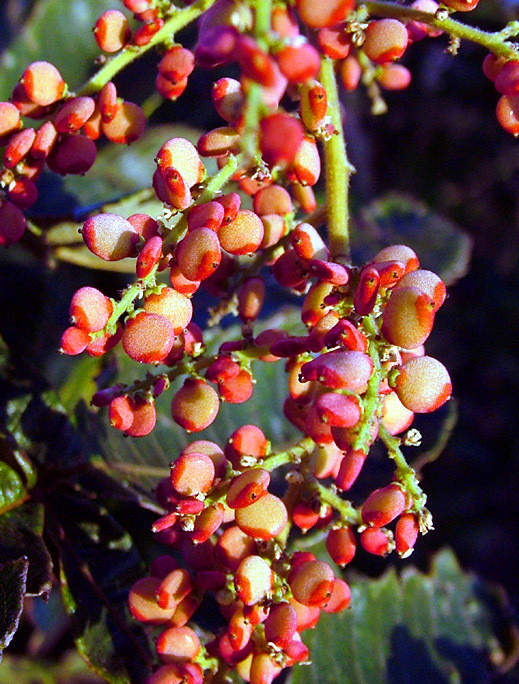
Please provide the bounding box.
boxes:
[82,213,139,261]
[289,560,334,606]
[94,9,131,52]
[0,102,21,136]
[0,200,26,247]
[260,113,304,166]
[235,493,288,540]
[170,452,215,496]
[171,378,220,432]
[395,513,420,556]
[70,286,113,332]
[122,312,175,363]
[21,61,66,106]
[363,19,408,64]
[295,0,355,29]
[395,355,452,413]
[102,101,146,144]
[361,484,407,527]
[326,526,357,566]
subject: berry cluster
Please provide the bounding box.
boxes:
[0,61,146,246]
[3,0,516,680]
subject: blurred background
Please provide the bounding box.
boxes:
[0,0,518,681]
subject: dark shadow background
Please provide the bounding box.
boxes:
[0,0,518,680]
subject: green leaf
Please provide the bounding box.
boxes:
[0,461,26,516]
[354,193,473,285]
[92,308,303,492]
[50,493,153,684]
[0,0,117,100]
[0,557,29,663]
[289,549,517,684]
[0,502,53,598]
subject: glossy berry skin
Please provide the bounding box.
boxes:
[128,577,175,625]
[496,94,519,136]
[102,101,146,144]
[395,513,420,556]
[226,469,270,509]
[326,526,357,566]
[361,484,407,528]
[156,626,201,664]
[295,0,355,28]
[360,527,390,556]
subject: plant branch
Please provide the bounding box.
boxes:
[80,0,218,96]
[363,1,519,59]
[319,56,352,262]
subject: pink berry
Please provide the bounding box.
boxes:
[21,61,66,106]
[82,213,139,261]
[122,312,175,363]
[70,286,113,332]
[94,10,131,52]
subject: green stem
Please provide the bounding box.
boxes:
[90,266,159,339]
[314,482,361,525]
[363,1,519,60]
[352,340,383,453]
[378,424,427,509]
[261,436,315,471]
[80,0,218,96]
[197,153,243,204]
[319,56,352,261]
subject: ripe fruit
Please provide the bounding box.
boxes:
[94,10,131,52]
[21,61,65,105]
[176,228,222,281]
[361,484,407,527]
[295,0,355,28]
[0,102,21,136]
[170,452,215,496]
[218,210,264,255]
[171,378,220,432]
[235,555,274,605]
[289,560,334,606]
[363,19,408,64]
[102,101,146,144]
[395,355,452,413]
[128,577,176,624]
[122,312,175,363]
[144,287,193,334]
[381,286,435,349]
[235,493,288,540]
[70,287,113,332]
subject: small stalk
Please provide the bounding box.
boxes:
[320,56,352,262]
[80,0,218,96]
[363,1,519,60]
